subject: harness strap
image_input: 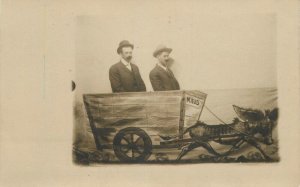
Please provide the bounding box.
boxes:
[204,105,250,136]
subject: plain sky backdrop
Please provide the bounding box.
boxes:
[75,12,276,100]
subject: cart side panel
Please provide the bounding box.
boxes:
[83,92,183,147]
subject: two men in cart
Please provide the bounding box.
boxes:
[109,40,180,93]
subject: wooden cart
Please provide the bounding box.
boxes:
[83,90,207,162]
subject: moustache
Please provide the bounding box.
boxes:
[126,56,132,60]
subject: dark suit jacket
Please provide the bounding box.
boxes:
[109,61,146,92]
[149,65,180,91]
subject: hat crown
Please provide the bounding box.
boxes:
[153,44,172,57]
[117,40,134,54]
[119,40,131,47]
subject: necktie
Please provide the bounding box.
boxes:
[166,68,173,77]
[126,63,132,71]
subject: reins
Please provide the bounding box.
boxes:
[204,105,251,136]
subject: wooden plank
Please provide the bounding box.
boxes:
[87,95,181,106]
[88,104,181,121]
[178,92,186,146]
[84,89,206,98]
[111,105,147,117]
[93,117,147,127]
[84,90,184,98]
[113,96,181,105]
[94,116,180,128]
[146,103,181,117]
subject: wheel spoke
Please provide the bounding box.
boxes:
[134,136,143,144]
[122,135,131,144]
[133,147,143,154]
[121,145,132,156]
[132,149,135,158]
[120,138,129,145]
[124,148,131,154]
[130,133,134,144]
[120,145,130,152]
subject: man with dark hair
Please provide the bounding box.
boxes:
[149,45,180,91]
[109,40,146,93]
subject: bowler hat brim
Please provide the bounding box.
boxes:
[117,44,134,54]
[153,48,172,57]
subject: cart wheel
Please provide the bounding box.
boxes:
[113,127,152,162]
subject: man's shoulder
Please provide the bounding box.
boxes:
[130,62,139,68]
[110,62,122,70]
[150,65,160,75]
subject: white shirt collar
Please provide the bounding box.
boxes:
[121,58,131,66]
[157,62,168,71]
[121,58,132,71]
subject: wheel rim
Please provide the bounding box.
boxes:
[113,128,152,162]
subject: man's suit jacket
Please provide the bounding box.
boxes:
[109,61,146,92]
[149,65,180,91]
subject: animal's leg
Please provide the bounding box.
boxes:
[219,139,245,157]
[197,141,222,156]
[245,138,272,161]
[176,142,200,160]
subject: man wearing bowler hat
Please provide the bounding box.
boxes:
[109,40,146,93]
[149,45,180,91]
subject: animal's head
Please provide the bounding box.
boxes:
[261,107,278,145]
[233,105,279,145]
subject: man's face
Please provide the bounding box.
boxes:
[157,51,170,66]
[120,47,133,62]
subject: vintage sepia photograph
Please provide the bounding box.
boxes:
[2,0,300,186]
[73,12,279,164]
